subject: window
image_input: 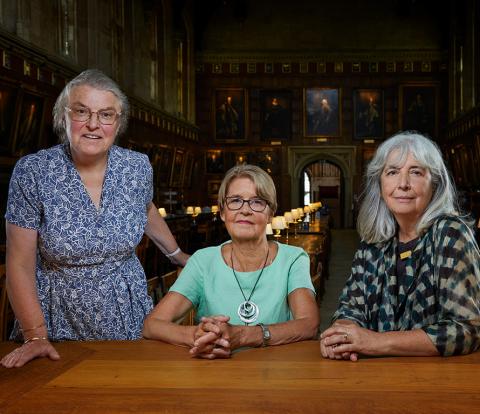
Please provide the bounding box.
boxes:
[304,171,311,206]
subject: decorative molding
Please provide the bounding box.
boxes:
[197,49,447,63]
[197,56,447,75]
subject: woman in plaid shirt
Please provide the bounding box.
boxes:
[321,131,480,360]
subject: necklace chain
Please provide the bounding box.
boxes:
[230,244,270,303]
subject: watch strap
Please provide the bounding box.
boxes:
[257,323,271,347]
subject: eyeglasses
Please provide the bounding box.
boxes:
[225,197,268,212]
[65,106,121,125]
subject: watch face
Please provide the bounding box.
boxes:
[263,325,271,341]
[258,323,271,345]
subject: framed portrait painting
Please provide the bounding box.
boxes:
[153,145,173,188]
[260,90,292,141]
[170,148,185,188]
[213,88,246,142]
[304,88,341,137]
[252,151,279,175]
[0,82,19,154]
[353,89,384,139]
[12,91,45,157]
[206,149,225,174]
[207,180,222,199]
[399,83,439,138]
[182,152,194,188]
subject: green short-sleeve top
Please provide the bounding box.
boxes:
[170,241,315,325]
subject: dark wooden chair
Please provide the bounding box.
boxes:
[136,236,149,268]
[146,276,160,305]
[0,264,12,341]
[158,268,195,325]
[160,269,179,297]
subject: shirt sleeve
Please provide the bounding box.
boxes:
[331,246,368,327]
[169,253,204,307]
[5,156,41,230]
[286,249,316,295]
[422,220,480,356]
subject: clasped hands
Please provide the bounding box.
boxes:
[190,315,234,359]
[320,319,379,362]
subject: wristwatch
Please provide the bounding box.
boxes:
[257,323,271,347]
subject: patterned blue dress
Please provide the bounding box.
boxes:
[5,143,154,341]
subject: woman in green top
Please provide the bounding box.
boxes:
[143,164,319,358]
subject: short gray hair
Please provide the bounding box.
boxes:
[357,131,460,243]
[218,164,277,216]
[53,69,129,142]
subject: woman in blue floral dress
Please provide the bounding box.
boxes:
[1,69,188,368]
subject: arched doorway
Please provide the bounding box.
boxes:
[301,160,343,228]
[288,145,357,228]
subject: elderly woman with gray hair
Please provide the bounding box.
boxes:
[321,131,480,360]
[1,69,188,368]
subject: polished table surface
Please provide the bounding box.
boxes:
[1,340,479,413]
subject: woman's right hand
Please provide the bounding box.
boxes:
[0,339,60,368]
[190,316,231,359]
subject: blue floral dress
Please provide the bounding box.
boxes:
[5,143,154,341]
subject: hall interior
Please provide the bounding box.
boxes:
[0,1,479,326]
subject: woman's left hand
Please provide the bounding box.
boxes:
[190,315,232,359]
[320,321,380,361]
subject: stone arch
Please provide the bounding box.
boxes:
[288,146,357,228]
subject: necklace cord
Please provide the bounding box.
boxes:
[230,244,270,302]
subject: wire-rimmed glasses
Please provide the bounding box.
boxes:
[65,106,121,125]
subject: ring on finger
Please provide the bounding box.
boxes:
[343,333,348,342]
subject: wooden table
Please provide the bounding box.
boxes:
[1,340,479,413]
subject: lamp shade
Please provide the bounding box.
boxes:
[211,205,219,214]
[158,207,167,217]
[194,206,202,215]
[291,209,299,220]
[297,207,304,217]
[284,211,293,223]
[266,223,273,235]
[271,216,286,230]
[186,206,194,215]
[303,206,311,214]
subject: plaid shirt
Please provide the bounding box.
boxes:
[332,216,480,356]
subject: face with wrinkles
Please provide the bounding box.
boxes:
[381,150,433,225]
[220,177,272,243]
[66,85,121,161]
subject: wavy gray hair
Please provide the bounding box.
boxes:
[53,69,129,143]
[357,131,460,243]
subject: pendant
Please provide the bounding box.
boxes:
[238,301,259,324]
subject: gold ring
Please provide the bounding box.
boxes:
[344,333,348,342]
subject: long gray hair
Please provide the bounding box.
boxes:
[52,69,129,142]
[357,131,460,243]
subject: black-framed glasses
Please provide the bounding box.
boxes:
[65,106,121,125]
[225,197,268,212]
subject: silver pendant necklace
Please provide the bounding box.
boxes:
[230,244,269,325]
